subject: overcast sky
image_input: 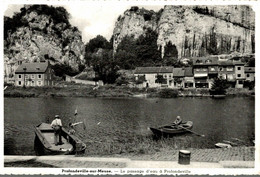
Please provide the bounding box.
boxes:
[4,4,163,43]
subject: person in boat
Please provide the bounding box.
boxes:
[51,115,63,146]
[172,116,182,126]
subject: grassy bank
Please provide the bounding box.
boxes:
[4,84,254,98]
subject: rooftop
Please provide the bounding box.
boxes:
[15,62,49,74]
[244,67,255,73]
[172,68,185,77]
[135,67,174,74]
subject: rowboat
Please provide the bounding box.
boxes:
[149,121,193,137]
[34,123,86,156]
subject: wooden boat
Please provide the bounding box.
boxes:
[149,121,193,137]
[34,123,86,156]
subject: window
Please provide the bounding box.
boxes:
[18,81,21,86]
[31,74,35,79]
[237,74,241,77]
[205,59,212,63]
[247,74,250,77]
[38,81,42,86]
[38,74,42,79]
[164,75,167,78]
[238,67,241,70]
[219,67,223,71]
[210,67,215,71]
[18,75,22,79]
[226,67,233,71]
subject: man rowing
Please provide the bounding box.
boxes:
[171,116,182,128]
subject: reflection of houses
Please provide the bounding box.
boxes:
[15,61,54,87]
[172,68,185,88]
[184,67,194,88]
[134,67,174,88]
[244,67,255,82]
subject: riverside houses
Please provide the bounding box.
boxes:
[15,61,54,87]
[134,67,174,88]
[172,68,185,88]
[244,67,255,82]
[193,57,219,88]
[184,67,194,88]
[234,61,245,88]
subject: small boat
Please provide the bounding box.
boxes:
[34,123,86,156]
[149,121,193,137]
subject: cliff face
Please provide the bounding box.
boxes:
[113,5,255,58]
[4,5,85,74]
[113,7,159,53]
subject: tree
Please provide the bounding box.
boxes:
[91,49,119,84]
[210,78,228,95]
[155,74,167,84]
[85,35,111,53]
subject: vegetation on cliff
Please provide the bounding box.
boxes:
[4,5,85,77]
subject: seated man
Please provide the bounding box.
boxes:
[173,116,182,126]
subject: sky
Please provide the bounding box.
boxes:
[4,4,163,43]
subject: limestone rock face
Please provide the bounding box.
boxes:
[113,5,255,58]
[4,7,85,73]
[113,7,159,53]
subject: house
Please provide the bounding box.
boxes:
[15,61,54,87]
[218,61,236,81]
[234,61,245,88]
[134,67,174,88]
[193,57,218,88]
[172,68,185,88]
[184,67,194,88]
[244,67,255,82]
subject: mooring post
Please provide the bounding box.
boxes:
[178,150,191,165]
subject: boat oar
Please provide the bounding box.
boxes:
[178,125,205,137]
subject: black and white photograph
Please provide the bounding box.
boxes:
[1,0,258,175]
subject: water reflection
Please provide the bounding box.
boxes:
[4,96,255,155]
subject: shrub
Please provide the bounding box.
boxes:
[158,89,178,98]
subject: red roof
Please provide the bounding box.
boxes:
[15,62,49,74]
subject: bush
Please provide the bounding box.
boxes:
[158,89,178,98]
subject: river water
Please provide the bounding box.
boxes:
[4,96,255,155]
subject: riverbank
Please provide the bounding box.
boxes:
[4,146,255,168]
[4,84,255,98]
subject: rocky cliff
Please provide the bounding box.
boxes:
[113,5,255,58]
[4,5,85,74]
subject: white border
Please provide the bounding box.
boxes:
[1,0,259,175]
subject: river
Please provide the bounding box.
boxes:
[4,96,255,155]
